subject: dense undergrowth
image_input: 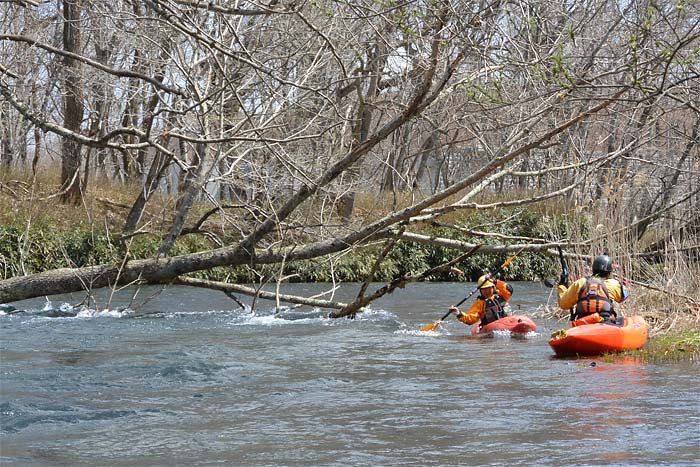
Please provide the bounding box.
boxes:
[0,206,559,283]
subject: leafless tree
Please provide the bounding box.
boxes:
[0,0,698,309]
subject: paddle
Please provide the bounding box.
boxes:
[420,247,525,332]
[554,245,578,321]
[556,246,569,286]
[544,246,569,288]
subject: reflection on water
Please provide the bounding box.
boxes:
[1,282,698,466]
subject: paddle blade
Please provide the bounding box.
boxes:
[420,321,440,332]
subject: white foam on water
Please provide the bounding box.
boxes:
[4,301,407,327]
[19,301,137,319]
[242,314,317,326]
[227,306,399,327]
[513,330,539,338]
[395,328,444,337]
[75,307,134,318]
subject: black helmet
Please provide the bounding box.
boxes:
[592,255,613,274]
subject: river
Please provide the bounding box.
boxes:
[1,282,698,466]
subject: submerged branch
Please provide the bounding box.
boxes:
[330,243,485,318]
[174,277,349,310]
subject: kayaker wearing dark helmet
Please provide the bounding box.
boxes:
[557,254,630,324]
[450,273,513,326]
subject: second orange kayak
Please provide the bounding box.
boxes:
[549,315,648,357]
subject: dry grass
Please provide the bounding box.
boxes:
[1,167,194,234]
[351,185,576,228]
[543,184,700,333]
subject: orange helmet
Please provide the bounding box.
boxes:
[478,274,495,288]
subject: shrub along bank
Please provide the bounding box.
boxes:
[0,208,559,283]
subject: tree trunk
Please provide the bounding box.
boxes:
[122,41,169,232]
[59,0,84,205]
[123,148,173,232]
[0,103,12,169]
[157,142,206,256]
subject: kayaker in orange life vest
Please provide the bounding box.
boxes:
[450,274,513,326]
[557,254,630,324]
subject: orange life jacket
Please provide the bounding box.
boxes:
[575,277,614,319]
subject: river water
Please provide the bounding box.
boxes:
[1,282,698,466]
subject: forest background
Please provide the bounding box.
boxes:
[0,0,698,334]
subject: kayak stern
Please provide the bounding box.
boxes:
[549,315,648,357]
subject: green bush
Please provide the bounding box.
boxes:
[0,206,564,282]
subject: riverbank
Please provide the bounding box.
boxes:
[602,330,700,364]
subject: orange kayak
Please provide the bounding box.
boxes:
[549,315,648,357]
[471,315,537,335]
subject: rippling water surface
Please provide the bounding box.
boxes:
[1,282,698,466]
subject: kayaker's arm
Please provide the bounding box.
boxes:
[452,300,484,325]
[620,281,631,302]
[603,278,630,303]
[494,279,513,301]
[557,278,585,310]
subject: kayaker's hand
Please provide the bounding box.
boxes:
[450,306,460,316]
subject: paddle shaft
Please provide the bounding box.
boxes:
[557,246,568,278]
[541,248,569,287]
[556,246,576,320]
[430,283,481,326]
[436,294,470,322]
